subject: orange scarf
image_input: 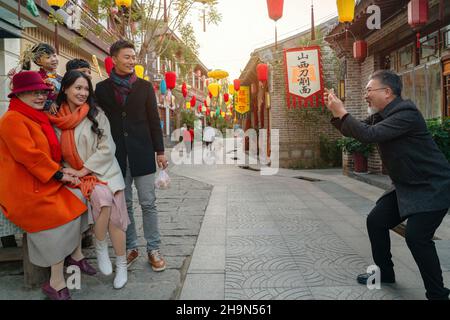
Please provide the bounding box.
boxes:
[48,103,106,199]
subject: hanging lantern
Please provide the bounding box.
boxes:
[190,95,196,107]
[228,84,235,95]
[104,56,114,76]
[181,82,188,98]
[224,93,229,103]
[408,0,429,49]
[221,111,225,118]
[353,40,368,63]
[207,69,229,80]
[336,0,355,23]
[208,83,220,97]
[204,99,208,107]
[233,79,240,92]
[144,76,149,81]
[47,0,67,10]
[208,92,213,99]
[266,0,284,48]
[160,79,167,95]
[165,71,177,90]
[134,65,144,79]
[198,105,202,113]
[186,101,191,109]
[115,0,132,9]
[256,63,269,82]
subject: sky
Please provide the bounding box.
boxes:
[189,0,340,80]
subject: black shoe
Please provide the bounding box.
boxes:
[356,272,395,285]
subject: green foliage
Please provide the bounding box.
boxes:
[319,134,342,167]
[337,137,374,158]
[180,109,197,128]
[426,117,450,161]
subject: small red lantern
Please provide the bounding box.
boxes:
[256,63,268,82]
[408,0,429,49]
[353,40,368,63]
[204,99,208,107]
[224,93,229,103]
[181,82,187,98]
[165,71,177,90]
[208,91,212,99]
[266,0,284,21]
[190,95,196,107]
[105,56,114,76]
[233,79,240,92]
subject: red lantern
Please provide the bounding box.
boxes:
[105,56,114,76]
[204,99,208,107]
[190,95,196,107]
[353,40,368,63]
[266,0,284,21]
[224,93,229,103]
[233,79,240,92]
[408,0,429,49]
[181,82,187,98]
[165,71,177,90]
[256,63,268,82]
[208,91,212,99]
[198,105,202,113]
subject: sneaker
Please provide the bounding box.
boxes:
[148,249,166,272]
[126,248,139,268]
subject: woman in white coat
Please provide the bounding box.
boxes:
[49,70,130,289]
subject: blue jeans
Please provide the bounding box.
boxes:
[124,162,161,252]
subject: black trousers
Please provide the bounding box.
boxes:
[367,191,449,300]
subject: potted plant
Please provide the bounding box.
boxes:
[337,137,374,173]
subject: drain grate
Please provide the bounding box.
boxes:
[293,176,322,182]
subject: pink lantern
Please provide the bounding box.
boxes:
[165,72,177,90]
[105,56,114,76]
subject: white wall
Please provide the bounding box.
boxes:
[0,38,20,115]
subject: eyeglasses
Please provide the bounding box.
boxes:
[365,87,387,94]
[28,90,49,97]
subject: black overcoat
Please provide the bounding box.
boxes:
[331,97,450,217]
[95,78,164,177]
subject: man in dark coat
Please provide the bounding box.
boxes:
[95,40,168,272]
[325,69,450,300]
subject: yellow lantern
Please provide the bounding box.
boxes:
[186,102,191,109]
[208,83,220,97]
[207,70,229,80]
[47,0,67,10]
[221,111,225,118]
[226,111,232,116]
[228,84,235,95]
[115,0,132,8]
[144,76,149,81]
[134,65,144,79]
[336,0,355,23]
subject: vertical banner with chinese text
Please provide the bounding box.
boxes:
[283,46,324,108]
[236,86,250,114]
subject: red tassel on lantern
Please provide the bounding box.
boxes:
[190,95,196,107]
[233,79,240,92]
[105,56,114,76]
[224,93,229,103]
[181,82,187,98]
[165,72,177,90]
[353,40,368,63]
[256,63,269,82]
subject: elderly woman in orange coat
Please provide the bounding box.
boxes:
[0,71,93,300]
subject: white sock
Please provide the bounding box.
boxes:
[95,237,112,276]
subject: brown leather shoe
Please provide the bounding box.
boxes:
[148,249,166,272]
[126,248,139,268]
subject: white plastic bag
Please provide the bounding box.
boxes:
[155,169,171,189]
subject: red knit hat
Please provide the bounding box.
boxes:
[8,71,52,98]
